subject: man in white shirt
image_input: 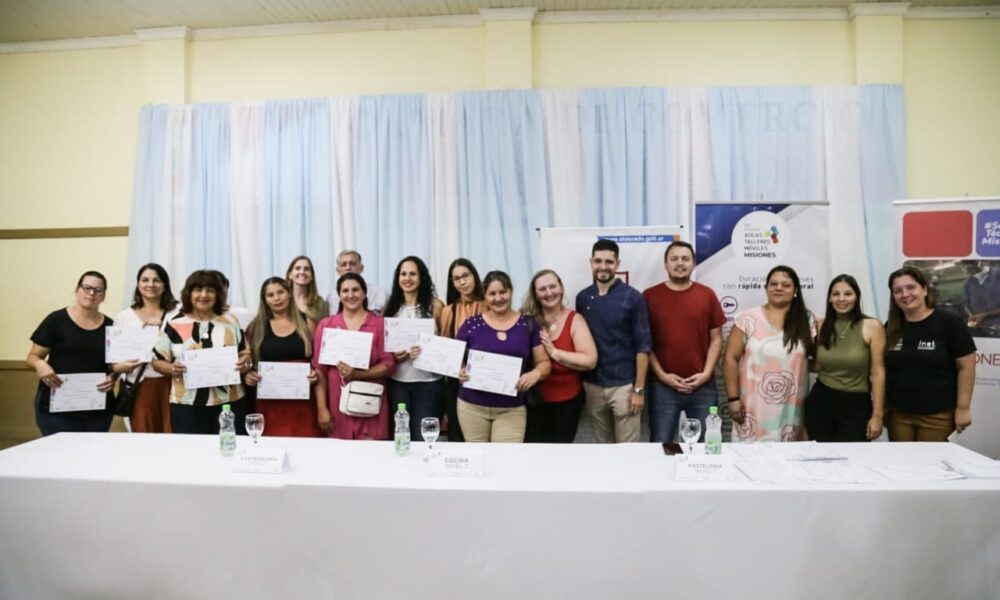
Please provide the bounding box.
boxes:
[325,249,389,315]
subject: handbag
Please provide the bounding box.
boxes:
[113,364,147,417]
[339,381,384,417]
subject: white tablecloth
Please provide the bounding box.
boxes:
[0,433,997,600]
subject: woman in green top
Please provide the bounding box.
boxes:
[804,274,886,441]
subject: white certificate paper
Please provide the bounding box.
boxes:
[105,326,159,363]
[49,373,107,413]
[412,334,466,378]
[182,346,240,390]
[256,362,310,400]
[384,317,436,352]
[463,350,522,397]
[318,328,372,369]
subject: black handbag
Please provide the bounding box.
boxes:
[113,364,147,417]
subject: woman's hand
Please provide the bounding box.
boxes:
[35,362,62,389]
[317,405,332,433]
[866,415,884,440]
[96,375,115,393]
[458,366,469,383]
[954,407,972,434]
[170,360,186,380]
[407,345,422,361]
[728,399,745,424]
[337,361,355,382]
[244,370,261,386]
[516,370,541,392]
[393,350,410,362]
[112,360,144,375]
[540,329,556,358]
[307,369,318,385]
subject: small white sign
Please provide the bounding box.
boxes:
[429,450,486,477]
[674,455,737,482]
[233,447,291,474]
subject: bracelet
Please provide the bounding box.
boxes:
[727,397,740,403]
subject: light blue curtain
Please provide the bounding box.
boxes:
[860,84,907,315]
[126,105,168,303]
[705,87,816,201]
[456,90,549,290]
[259,99,335,292]
[354,94,432,287]
[579,88,670,226]
[186,104,232,279]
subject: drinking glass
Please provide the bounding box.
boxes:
[680,418,702,455]
[246,413,265,445]
[421,417,440,462]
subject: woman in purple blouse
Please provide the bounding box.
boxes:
[456,271,550,442]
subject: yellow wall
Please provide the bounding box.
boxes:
[1,15,999,367]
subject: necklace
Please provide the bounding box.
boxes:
[834,319,851,339]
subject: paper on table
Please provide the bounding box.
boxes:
[384,318,435,353]
[256,362,311,400]
[182,346,240,390]
[792,461,881,484]
[941,458,1000,479]
[105,326,159,363]
[734,457,803,485]
[411,334,466,378]
[463,350,522,397]
[49,373,107,413]
[318,328,372,369]
[868,464,966,483]
[778,442,848,462]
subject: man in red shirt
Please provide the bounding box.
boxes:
[643,241,725,443]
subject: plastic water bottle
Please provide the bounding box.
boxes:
[219,404,237,456]
[394,403,410,456]
[705,406,722,455]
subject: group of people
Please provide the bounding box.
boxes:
[28,241,977,445]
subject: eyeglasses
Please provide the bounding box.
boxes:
[80,285,105,295]
[452,273,472,283]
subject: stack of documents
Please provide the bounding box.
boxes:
[941,458,1000,479]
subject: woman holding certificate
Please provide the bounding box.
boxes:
[313,273,396,440]
[244,277,322,437]
[456,271,550,443]
[437,258,487,442]
[151,270,250,435]
[27,271,116,435]
[384,256,445,441]
[286,255,329,323]
[111,263,179,433]
[521,269,598,443]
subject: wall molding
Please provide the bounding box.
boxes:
[0,227,129,240]
[1,6,998,54]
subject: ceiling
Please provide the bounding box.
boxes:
[0,0,996,43]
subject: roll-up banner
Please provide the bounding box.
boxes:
[894,197,1000,458]
[694,203,831,333]
[538,226,685,301]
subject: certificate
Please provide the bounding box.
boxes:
[182,346,240,390]
[412,334,466,378]
[49,373,107,413]
[463,350,522,397]
[257,362,311,400]
[105,326,159,363]
[384,318,436,352]
[318,328,372,369]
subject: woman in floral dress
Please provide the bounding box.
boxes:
[723,265,816,442]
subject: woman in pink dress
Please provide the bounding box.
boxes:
[723,265,816,442]
[313,273,395,440]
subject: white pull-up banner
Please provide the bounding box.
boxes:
[538,226,685,301]
[894,197,1000,458]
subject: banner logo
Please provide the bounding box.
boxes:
[731,211,791,264]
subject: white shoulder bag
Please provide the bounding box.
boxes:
[339,381,383,417]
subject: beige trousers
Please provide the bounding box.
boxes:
[457,398,526,443]
[583,382,640,443]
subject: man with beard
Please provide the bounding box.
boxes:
[575,239,651,443]
[643,241,725,443]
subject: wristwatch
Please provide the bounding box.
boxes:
[633,386,644,394]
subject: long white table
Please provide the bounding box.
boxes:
[1,433,997,600]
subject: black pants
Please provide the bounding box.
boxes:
[170,399,248,435]
[442,377,464,442]
[804,380,872,442]
[524,391,585,443]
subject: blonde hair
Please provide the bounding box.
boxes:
[520,269,564,325]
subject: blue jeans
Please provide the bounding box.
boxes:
[388,379,444,441]
[647,379,718,443]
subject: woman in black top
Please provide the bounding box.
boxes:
[885,266,977,441]
[244,277,320,437]
[26,271,116,435]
